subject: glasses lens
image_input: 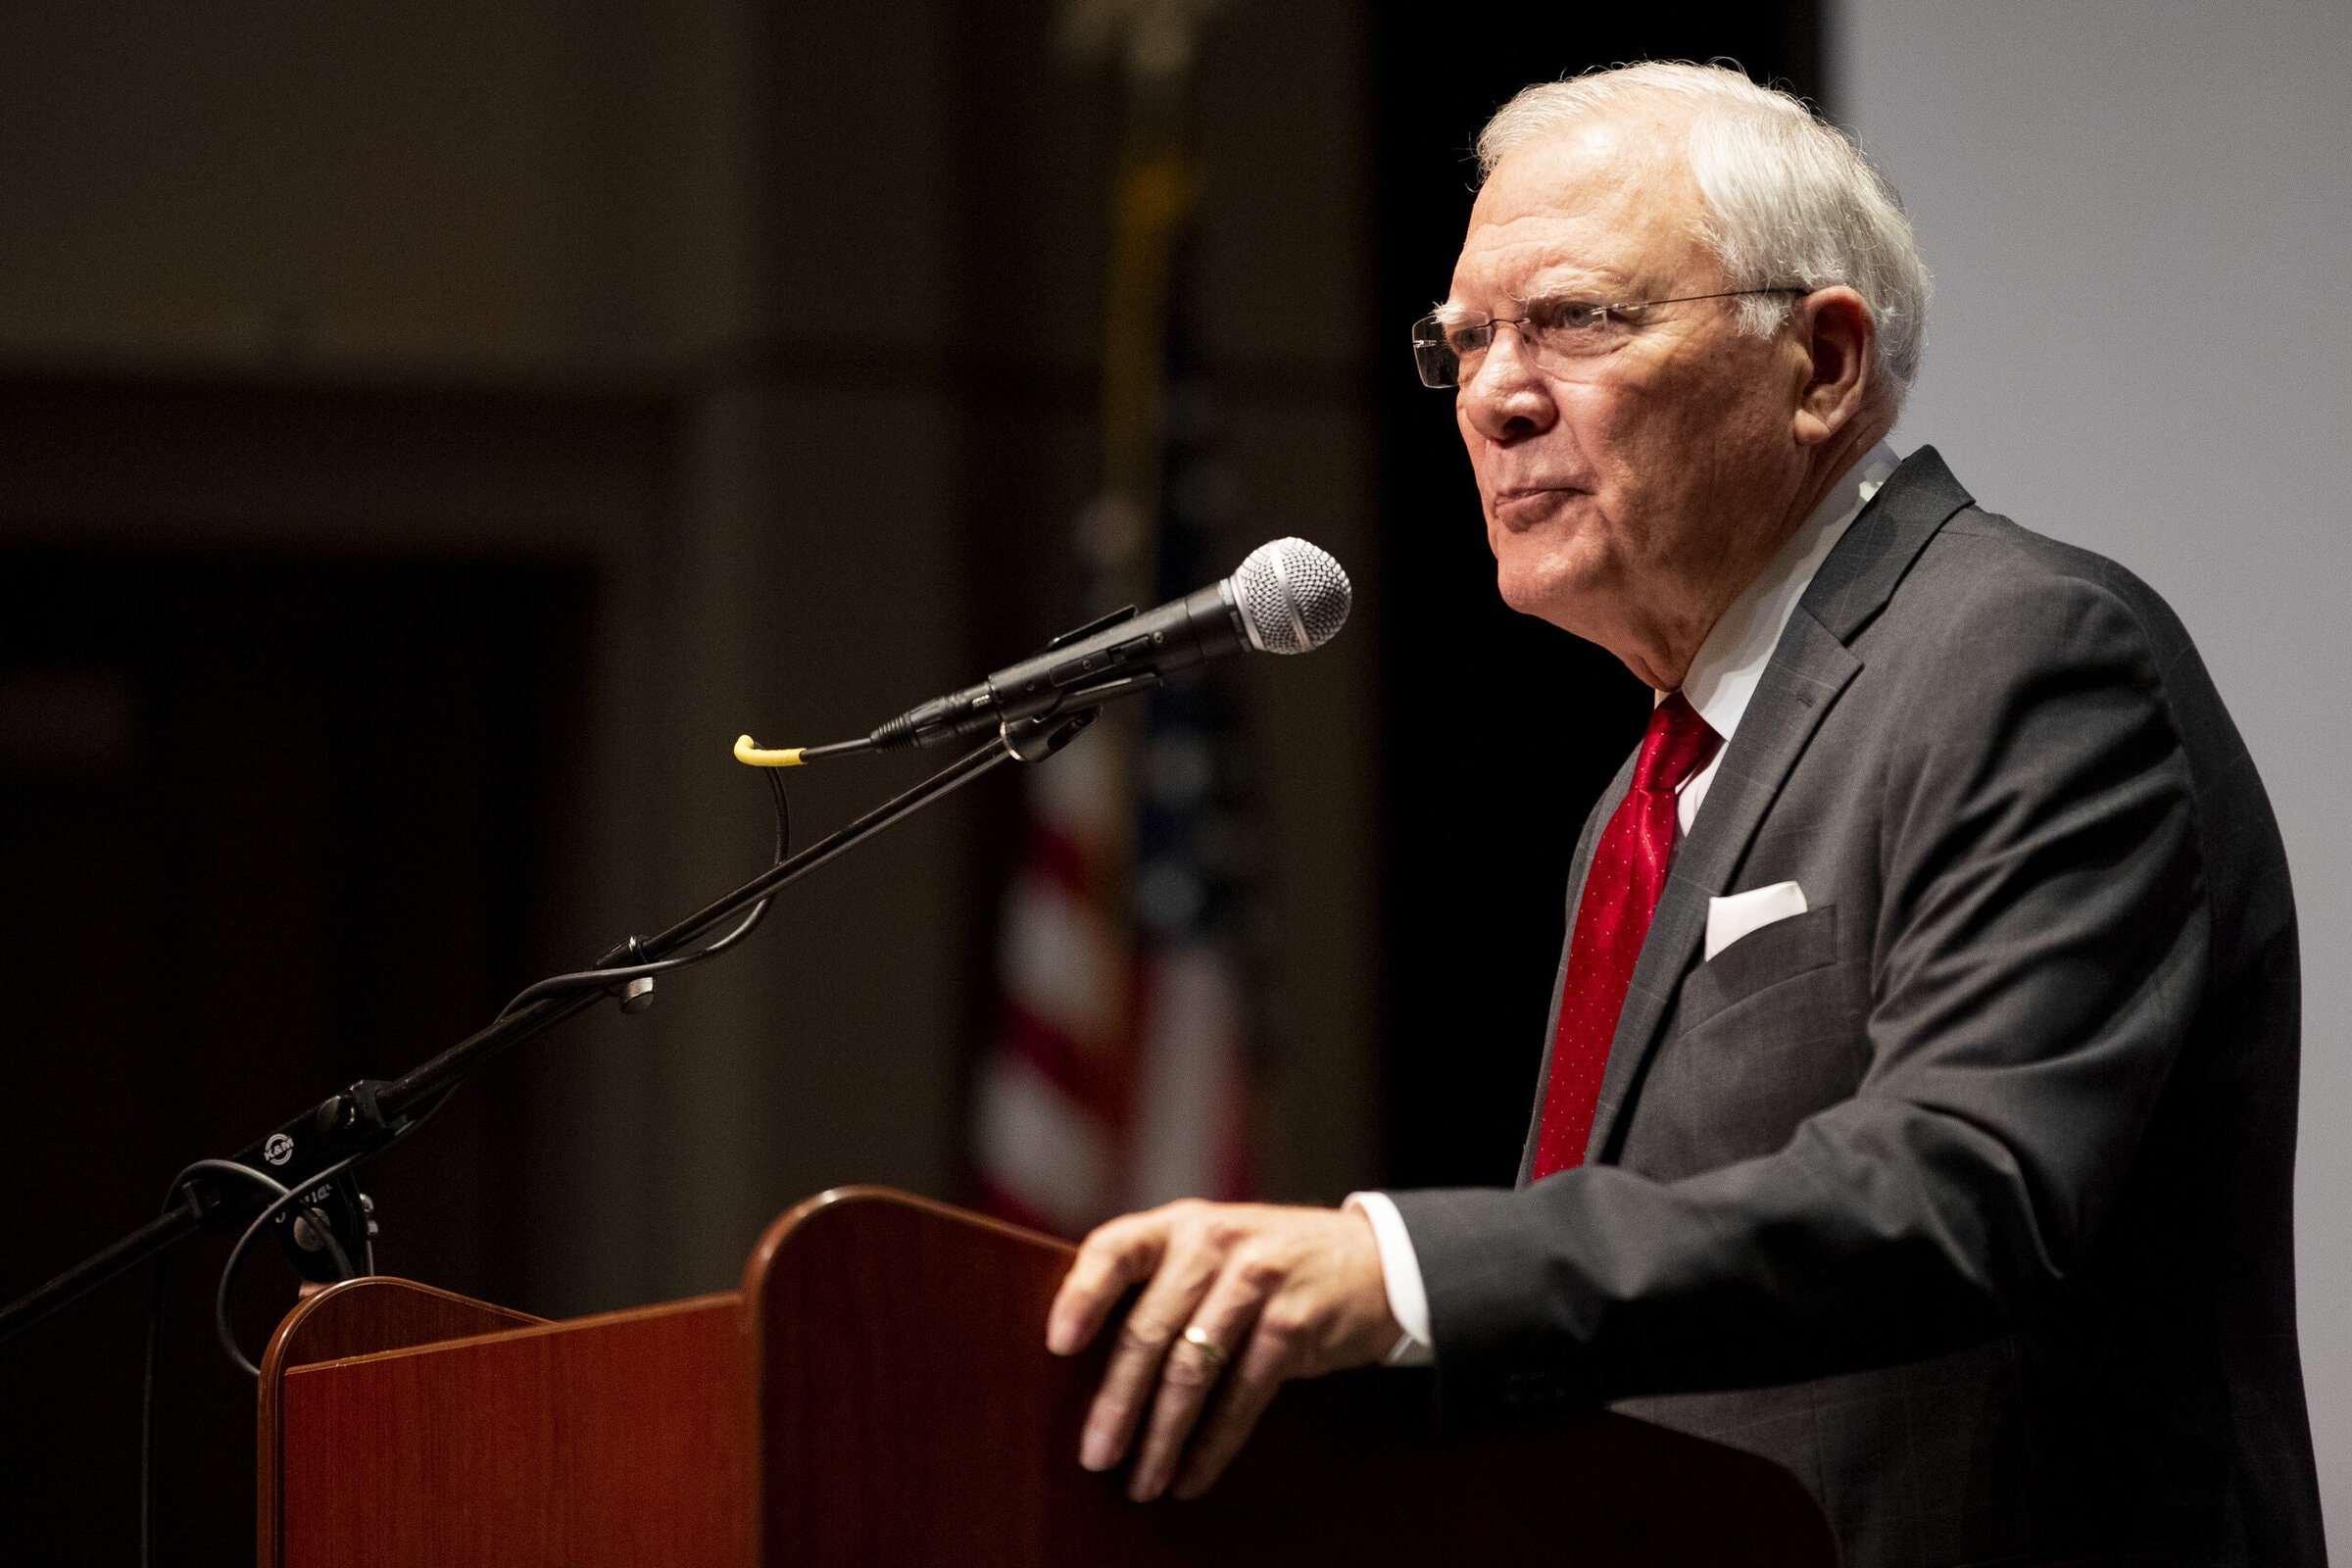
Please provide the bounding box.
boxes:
[1409,316,1458,389]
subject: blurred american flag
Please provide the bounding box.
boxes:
[969,124,1259,1235]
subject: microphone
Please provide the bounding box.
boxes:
[869,537,1351,750]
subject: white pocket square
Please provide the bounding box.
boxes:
[1705,881,1808,961]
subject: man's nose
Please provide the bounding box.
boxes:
[1458,324,1556,441]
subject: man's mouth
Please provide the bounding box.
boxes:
[1487,486,1586,528]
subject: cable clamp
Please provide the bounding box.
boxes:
[346,1079,402,1136]
[606,938,658,1013]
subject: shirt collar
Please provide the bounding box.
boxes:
[1672,441,1901,744]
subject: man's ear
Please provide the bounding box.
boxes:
[1790,286,1877,447]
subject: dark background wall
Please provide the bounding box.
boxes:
[0,3,1814,1557]
[1368,4,1820,1188]
[0,539,593,1551]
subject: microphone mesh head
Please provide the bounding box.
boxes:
[1233,538,1351,656]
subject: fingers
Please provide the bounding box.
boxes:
[1077,1212,1242,1476]
[1170,1324,1290,1500]
[1047,1210,1169,1357]
[1124,1261,1271,1501]
[1077,1218,1228,1474]
[1052,1201,1399,1503]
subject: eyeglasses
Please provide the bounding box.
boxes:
[1409,287,1806,389]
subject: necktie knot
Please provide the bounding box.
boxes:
[1633,692,1721,795]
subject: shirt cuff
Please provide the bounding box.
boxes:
[1344,1191,1435,1366]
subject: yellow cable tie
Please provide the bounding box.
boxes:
[734,734,806,768]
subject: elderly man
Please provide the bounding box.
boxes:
[1047,63,2323,1566]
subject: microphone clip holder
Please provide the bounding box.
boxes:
[1002,706,1100,763]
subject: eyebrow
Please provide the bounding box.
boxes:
[1518,270,1629,303]
[1430,282,1618,327]
[1436,257,1637,316]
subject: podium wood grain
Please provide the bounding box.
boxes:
[749,1188,1834,1567]
[259,1276,543,1567]
[259,1186,1835,1566]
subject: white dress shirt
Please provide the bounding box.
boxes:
[1348,442,1902,1366]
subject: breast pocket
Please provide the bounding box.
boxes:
[1676,900,1841,1033]
[1620,903,1864,1181]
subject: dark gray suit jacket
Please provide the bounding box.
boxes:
[1390,451,2324,1567]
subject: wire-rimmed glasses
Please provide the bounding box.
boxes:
[1409,287,1807,389]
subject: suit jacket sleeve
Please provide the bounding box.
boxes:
[1388,564,2209,1408]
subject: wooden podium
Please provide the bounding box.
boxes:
[257,1187,1834,1566]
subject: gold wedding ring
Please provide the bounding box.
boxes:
[1180,1324,1228,1369]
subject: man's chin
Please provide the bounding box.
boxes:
[1494,540,1609,621]
[1494,568,1609,642]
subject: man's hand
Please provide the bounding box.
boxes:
[1045,1200,1399,1501]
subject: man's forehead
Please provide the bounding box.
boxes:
[1452,114,1707,300]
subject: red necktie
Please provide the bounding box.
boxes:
[1531,692,1721,1179]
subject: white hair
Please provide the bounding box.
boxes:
[1478,62,1931,401]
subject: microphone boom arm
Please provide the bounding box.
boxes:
[0,710,1092,1350]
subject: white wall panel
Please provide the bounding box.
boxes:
[1834,0,2352,1540]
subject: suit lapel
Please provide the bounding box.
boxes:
[1802,447,1975,644]
[1581,447,1976,1163]
[1581,615,1859,1159]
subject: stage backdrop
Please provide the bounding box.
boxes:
[1834,0,2352,1540]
